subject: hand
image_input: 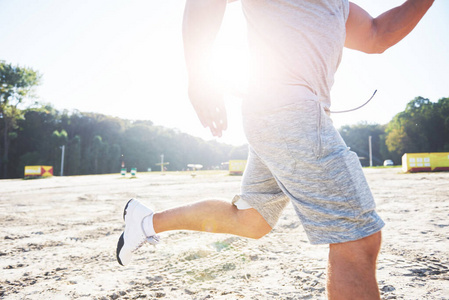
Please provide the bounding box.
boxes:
[188,79,228,137]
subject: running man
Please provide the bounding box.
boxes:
[117,1,434,298]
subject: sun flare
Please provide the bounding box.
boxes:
[210,1,249,99]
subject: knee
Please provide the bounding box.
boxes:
[361,231,382,260]
[236,208,272,239]
[330,231,382,265]
[251,226,272,239]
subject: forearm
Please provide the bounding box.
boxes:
[373,0,434,53]
[182,0,227,82]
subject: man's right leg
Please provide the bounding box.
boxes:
[117,198,272,266]
[117,144,287,266]
[150,144,288,241]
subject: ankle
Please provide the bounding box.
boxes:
[142,214,156,236]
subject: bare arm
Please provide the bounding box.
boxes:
[345,0,434,54]
[183,0,228,137]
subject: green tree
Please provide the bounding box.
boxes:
[122,124,157,172]
[228,144,248,160]
[11,105,59,177]
[339,122,388,166]
[385,96,449,160]
[0,61,41,178]
[434,97,449,151]
[107,143,121,173]
[89,135,105,174]
[67,135,81,175]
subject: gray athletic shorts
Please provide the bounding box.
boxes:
[232,99,385,245]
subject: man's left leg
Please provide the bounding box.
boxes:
[327,231,382,300]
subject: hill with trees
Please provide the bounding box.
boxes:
[3,105,248,178]
[339,96,449,167]
[385,96,449,163]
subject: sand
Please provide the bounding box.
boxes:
[1,168,448,299]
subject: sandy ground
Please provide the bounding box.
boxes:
[1,168,448,300]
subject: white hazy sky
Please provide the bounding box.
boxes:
[1,0,448,146]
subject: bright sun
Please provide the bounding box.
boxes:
[204,1,250,144]
[211,1,249,97]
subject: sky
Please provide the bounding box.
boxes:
[1,0,448,146]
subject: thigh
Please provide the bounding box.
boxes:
[245,100,384,244]
[232,146,290,228]
[241,146,282,195]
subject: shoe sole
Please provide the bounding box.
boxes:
[116,199,134,266]
[123,198,133,220]
[116,232,125,266]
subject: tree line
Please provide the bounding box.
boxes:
[339,96,449,167]
[1,104,249,179]
[1,61,448,178]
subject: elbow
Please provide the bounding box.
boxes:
[372,39,398,54]
[355,43,387,54]
[368,20,398,54]
[360,32,391,53]
[371,34,394,53]
[367,35,389,54]
[347,43,388,54]
[369,43,388,54]
[364,19,390,54]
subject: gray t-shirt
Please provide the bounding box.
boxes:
[242,0,349,110]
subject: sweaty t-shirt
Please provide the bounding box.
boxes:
[241,0,349,110]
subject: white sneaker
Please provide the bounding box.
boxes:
[116,199,159,266]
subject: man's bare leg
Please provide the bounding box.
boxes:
[153,199,272,239]
[327,231,382,300]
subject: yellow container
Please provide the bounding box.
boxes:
[229,160,247,175]
[24,165,53,177]
[402,152,449,172]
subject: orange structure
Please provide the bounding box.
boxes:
[24,166,53,178]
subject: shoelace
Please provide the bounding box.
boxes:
[132,235,160,253]
[132,239,147,253]
[146,235,160,245]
